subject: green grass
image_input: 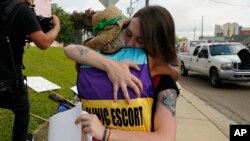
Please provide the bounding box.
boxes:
[0,46,77,140]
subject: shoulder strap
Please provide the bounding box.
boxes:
[0,0,24,35]
[0,0,18,23]
[0,1,25,85]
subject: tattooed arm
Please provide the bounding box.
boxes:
[152,89,178,141]
[64,44,143,103]
[157,89,178,117]
[76,88,178,141]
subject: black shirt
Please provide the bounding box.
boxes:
[0,1,41,80]
[151,75,180,131]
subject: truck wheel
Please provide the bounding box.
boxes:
[180,64,188,76]
[210,69,221,88]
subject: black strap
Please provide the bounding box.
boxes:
[1,0,23,34]
[0,1,24,85]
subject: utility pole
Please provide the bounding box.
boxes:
[145,0,149,6]
[201,16,203,40]
[193,28,196,40]
[129,0,133,17]
[99,0,118,8]
[127,0,139,17]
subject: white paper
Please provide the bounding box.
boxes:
[27,76,61,92]
[48,103,82,141]
[70,85,78,95]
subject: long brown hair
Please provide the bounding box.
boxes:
[133,5,177,65]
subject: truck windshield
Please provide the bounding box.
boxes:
[209,44,246,56]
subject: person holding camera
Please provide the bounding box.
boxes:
[0,0,60,141]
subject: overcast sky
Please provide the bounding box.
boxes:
[51,0,250,40]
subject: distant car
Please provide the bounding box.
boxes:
[178,42,250,87]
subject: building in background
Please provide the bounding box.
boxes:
[223,23,239,37]
[240,27,250,35]
[214,22,240,37]
[52,3,58,13]
[210,22,250,45]
[229,26,250,47]
[214,24,223,36]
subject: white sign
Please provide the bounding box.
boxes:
[70,86,78,95]
[48,103,92,141]
[27,76,61,92]
[99,0,118,8]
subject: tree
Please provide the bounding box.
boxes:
[176,36,188,43]
[53,7,75,46]
[70,10,93,31]
[51,7,96,46]
[70,10,93,44]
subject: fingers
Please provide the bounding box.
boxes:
[75,113,90,124]
[131,75,143,93]
[77,114,105,140]
[113,85,118,102]
[127,79,141,98]
[52,15,59,23]
[81,121,89,130]
[126,61,141,71]
[108,61,143,104]
[51,15,60,31]
[75,116,82,124]
[120,84,131,104]
[77,115,94,136]
[82,126,94,136]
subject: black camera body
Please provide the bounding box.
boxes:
[36,15,53,33]
[29,3,53,33]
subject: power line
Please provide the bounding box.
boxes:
[210,0,250,8]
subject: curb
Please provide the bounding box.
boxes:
[177,82,236,138]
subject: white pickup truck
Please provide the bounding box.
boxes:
[178,42,250,87]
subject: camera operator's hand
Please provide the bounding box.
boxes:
[29,15,61,50]
[52,15,60,31]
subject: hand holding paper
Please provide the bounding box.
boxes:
[48,103,92,141]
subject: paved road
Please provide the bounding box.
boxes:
[178,71,250,124]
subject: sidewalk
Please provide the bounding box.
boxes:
[33,82,236,141]
[176,82,235,141]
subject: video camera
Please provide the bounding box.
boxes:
[27,0,53,33]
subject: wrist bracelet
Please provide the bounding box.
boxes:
[102,128,111,141]
[107,129,111,141]
[102,128,108,141]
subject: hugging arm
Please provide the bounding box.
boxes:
[64,44,143,103]
[76,88,178,141]
[167,65,180,81]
